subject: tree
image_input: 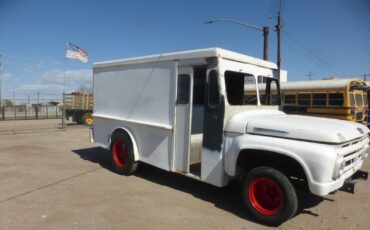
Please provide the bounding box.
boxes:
[48,101,60,106]
[5,99,13,107]
[76,85,93,93]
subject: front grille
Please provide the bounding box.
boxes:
[356,112,363,121]
[340,135,367,149]
[343,146,366,173]
[337,135,369,177]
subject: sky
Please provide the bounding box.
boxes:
[0,0,369,100]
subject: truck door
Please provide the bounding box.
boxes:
[174,67,193,173]
[201,68,227,186]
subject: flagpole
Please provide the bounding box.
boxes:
[62,45,67,130]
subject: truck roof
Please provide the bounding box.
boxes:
[94,47,277,70]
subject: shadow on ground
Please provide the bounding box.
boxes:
[72,147,325,225]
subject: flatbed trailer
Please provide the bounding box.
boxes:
[64,92,93,125]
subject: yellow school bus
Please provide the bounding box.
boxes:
[245,78,368,124]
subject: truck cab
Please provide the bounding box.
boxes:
[91,48,369,225]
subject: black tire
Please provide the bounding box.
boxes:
[241,166,298,226]
[81,113,93,125]
[110,132,138,175]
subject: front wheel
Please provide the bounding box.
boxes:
[241,166,298,226]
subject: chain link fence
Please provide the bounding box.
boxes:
[0,97,64,134]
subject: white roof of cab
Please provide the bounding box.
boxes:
[280,78,364,90]
[94,47,277,70]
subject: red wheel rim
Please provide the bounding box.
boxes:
[112,140,128,167]
[248,177,284,216]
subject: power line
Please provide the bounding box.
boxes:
[307,71,314,80]
[283,31,347,76]
[360,74,370,81]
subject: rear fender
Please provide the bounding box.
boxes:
[110,127,140,161]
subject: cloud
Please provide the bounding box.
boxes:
[52,60,62,65]
[23,62,44,73]
[38,69,92,87]
[16,69,92,95]
[2,72,13,81]
[18,83,63,92]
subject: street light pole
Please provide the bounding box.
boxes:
[205,19,269,61]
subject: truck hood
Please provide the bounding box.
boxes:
[225,110,369,144]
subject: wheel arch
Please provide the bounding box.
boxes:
[234,148,311,189]
[110,127,139,161]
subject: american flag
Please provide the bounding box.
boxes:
[65,42,89,63]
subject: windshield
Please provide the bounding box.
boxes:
[355,94,363,107]
[224,71,280,106]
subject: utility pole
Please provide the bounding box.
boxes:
[308,71,314,81]
[360,74,370,82]
[274,0,283,81]
[205,19,269,61]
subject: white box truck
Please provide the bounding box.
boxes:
[90,48,368,225]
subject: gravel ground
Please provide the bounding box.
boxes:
[0,121,369,230]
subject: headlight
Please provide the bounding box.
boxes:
[333,157,346,180]
[337,161,346,179]
[361,146,369,159]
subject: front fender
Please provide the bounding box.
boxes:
[224,133,338,187]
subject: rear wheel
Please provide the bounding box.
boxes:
[242,166,298,226]
[110,133,138,175]
[82,113,94,125]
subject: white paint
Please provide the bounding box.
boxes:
[92,47,369,197]
[225,109,369,143]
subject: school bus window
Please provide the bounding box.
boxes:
[364,93,368,107]
[284,94,296,104]
[257,75,267,83]
[349,93,355,106]
[244,95,258,105]
[257,76,280,105]
[312,93,327,106]
[355,94,363,106]
[259,94,266,104]
[328,93,344,106]
[272,94,279,105]
[298,94,311,106]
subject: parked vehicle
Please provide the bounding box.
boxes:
[245,78,368,124]
[64,92,93,125]
[366,81,370,126]
[90,48,368,225]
